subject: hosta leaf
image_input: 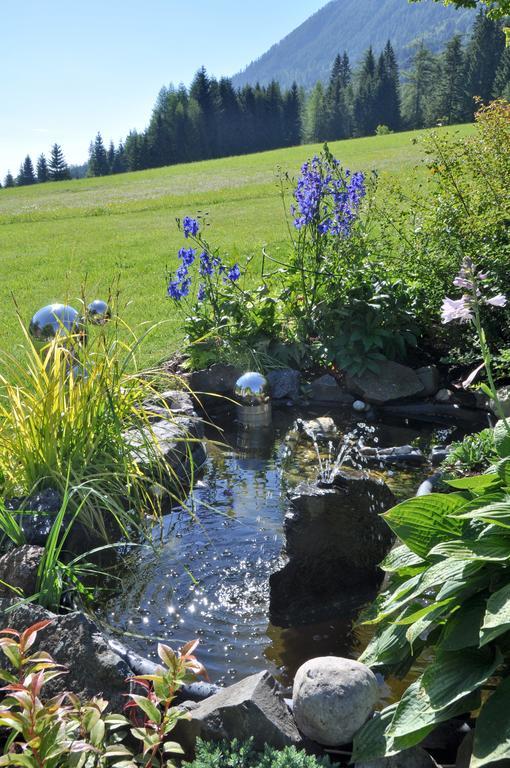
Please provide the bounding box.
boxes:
[383,494,466,558]
[404,600,455,650]
[430,534,510,562]
[389,647,501,742]
[494,420,510,459]
[471,675,510,767]
[359,615,413,669]
[439,594,487,651]
[480,582,510,647]
[446,474,500,492]
[455,500,510,528]
[351,704,399,763]
[381,545,426,575]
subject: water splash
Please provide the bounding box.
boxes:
[295,419,376,484]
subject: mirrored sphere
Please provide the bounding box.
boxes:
[29,304,83,346]
[87,299,111,324]
[234,372,270,405]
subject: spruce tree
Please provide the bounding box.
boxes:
[88,133,109,176]
[325,55,351,139]
[340,52,352,87]
[402,42,439,129]
[107,141,115,172]
[493,46,510,99]
[434,36,467,125]
[16,155,36,185]
[190,67,217,158]
[353,47,379,136]
[303,82,328,142]
[464,11,505,116]
[4,172,14,188]
[283,82,302,147]
[111,142,128,174]
[36,154,48,182]
[379,41,401,131]
[48,144,71,181]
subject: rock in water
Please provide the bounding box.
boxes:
[0,546,44,598]
[269,470,395,626]
[346,361,425,405]
[267,369,301,401]
[293,657,379,746]
[174,670,302,753]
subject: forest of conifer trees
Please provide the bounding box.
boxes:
[3,10,509,188]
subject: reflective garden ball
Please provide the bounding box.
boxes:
[29,304,85,348]
[86,299,111,324]
[234,372,270,406]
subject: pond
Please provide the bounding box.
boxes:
[96,407,458,693]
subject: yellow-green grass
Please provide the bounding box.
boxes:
[0,124,475,367]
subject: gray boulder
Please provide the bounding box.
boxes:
[355,747,440,767]
[0,546,44,599]
[293,657,379,747]
[267,369,301,401]
[416,366,440,397]
[491,386,510,417]
[0,603,131,711]
[346,362,425,405]
[310,374,355,405]
[270,471,395,626]
[174,670,302,753]
[189,364,242,401]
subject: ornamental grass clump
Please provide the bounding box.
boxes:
[0,313,192,541]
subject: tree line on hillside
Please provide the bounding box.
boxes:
[3,10,509,189]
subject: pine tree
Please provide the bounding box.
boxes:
[377,41,401,131]
[107,141,115,172]
[464,11,505,116]
[16,155,36,186]
[217,77,243,156]
[434,36,466,125]
[111,142,128,174]
[88,133,109,176]
[48,144,71,181]
[340,52,352,87]
[4,172,14,188]
[36,154,48,182]
[493,46,510,99]
[190,67,217,158]
[402,43,439,129]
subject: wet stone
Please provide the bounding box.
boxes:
[267,369,301,401]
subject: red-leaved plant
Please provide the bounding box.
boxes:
[0,621,205,768]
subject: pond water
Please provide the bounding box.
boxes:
[96,407,458,694]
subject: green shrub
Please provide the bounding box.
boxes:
[352,417,510,766]
[184,739,333,768]
[442,428,497,475]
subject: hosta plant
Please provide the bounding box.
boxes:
[0,619,204,768]
[352,418,510,767]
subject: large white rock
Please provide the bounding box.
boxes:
[292,656,379,746]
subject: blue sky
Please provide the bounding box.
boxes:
[0,0,324,180]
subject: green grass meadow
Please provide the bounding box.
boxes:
[0,125,474,366]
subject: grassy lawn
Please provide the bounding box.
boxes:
[0,124,475,367]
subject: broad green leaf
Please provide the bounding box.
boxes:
[471,675,510,767]
[351,705,399,763]
[359,617,412,669]
[494,420,510,459]
[480,582,510,646]
[128,695,161,724]
[446,474,500,492]
[383,494,466,558]
[404,600,455,649]
[436,565,490,602]
[455,500,510,528]
[430,534,510,562]
[439,594,487,651]
[389,648,501,742]
[381,545,426,575]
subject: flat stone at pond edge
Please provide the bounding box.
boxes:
[0,546,44,599]
[269,470,395,626]
[0,603,131,712]
[416,366,440,397]
[346,362,425,405]
[267,368,301,401]
[355,747,440,767]
[174,670,302,753]
[311,374,355,405]
[293,656,379,747]
[189,364,241,398]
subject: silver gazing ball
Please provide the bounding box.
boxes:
[29,304,84,347]
[234,372,270,406]
[87,299,111,324]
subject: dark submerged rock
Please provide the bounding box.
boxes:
[267,368,301,401]
[270,470,396,626]
[346,362,425,405]
[0,545,44,599]
[310,374,355,405]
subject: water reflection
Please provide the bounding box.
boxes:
[96,408,459,688]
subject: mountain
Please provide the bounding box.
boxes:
[232,0,476,89]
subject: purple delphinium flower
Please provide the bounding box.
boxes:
[178,247,196,267]
[199,251,213,276]
[227,264,241,282]
[182,217,200,238]
[197,283,206,302]
[167,281,183,300]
